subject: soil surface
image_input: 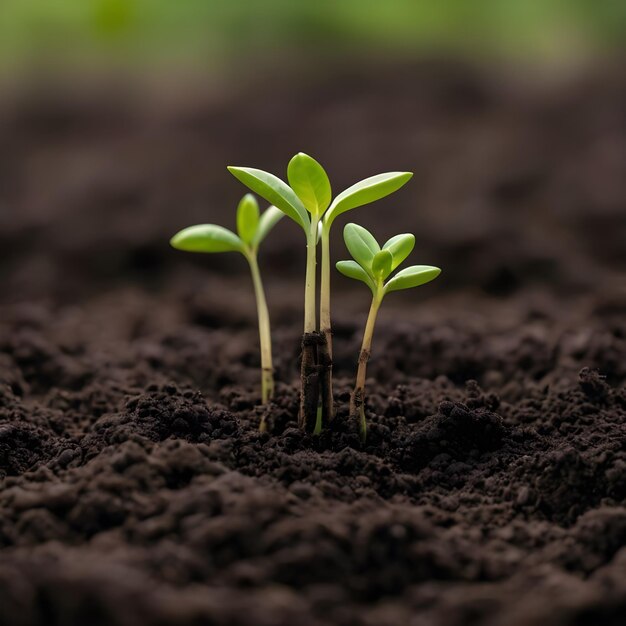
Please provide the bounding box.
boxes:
[0,60,625,626]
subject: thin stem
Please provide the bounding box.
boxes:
[299,216,320,430]
[320,225,331,346]
[303,217,318,333]
[351,292,382,441]
[247,251,274,404]
[319,224,334,424]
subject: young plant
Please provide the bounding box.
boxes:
[170,195,283,405]
[228,154,412,432]
[319,169,413,423]
[337,223,441,441]
[227,156,325,431]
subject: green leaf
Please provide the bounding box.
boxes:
[253,205,284,247]
[343,223,380,272]
[372,249,393,279]
[228,166,310,231]
[384,265,441,294]
[236,194,260,244]
[287,152,332,217]
[336,260,376,293]
[383,233,415,270]
[170,224,244,253]
[325,171,413,226]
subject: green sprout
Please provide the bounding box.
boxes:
[319,168,413,425]
[337,223,441,441]
[228,154,411,432]
[170,194,283,405]
[227,157,323,431]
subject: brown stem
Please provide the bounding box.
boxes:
[319,227,334,425]
[299,222,319,432]
[350,348,370,440]
[299,332,323,432]
[318,328,334,427]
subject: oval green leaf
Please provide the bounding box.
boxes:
[253,205,284,248]
[336,260,376,293]
[343,223,380,272]
[228,166,310,231]
[325,171,413,226]
[170,224,244,253]
[287,152,331,217]
[384,265,441,294]
[372,249,393,279]
[383,233,415,270]
[236,194,260,244]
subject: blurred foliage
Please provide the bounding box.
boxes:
[0,0,624,73]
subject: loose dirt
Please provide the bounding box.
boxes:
[0,60,624,625]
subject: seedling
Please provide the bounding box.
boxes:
[227,157,323,430]
[170,195,283,405]
[228,154,412,432]
[319,168,413,424]
[337,223,441,441]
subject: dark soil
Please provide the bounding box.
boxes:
[0,59,625,626]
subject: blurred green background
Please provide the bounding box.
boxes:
[1,0,624,76]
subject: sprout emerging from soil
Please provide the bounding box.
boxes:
[320,168,413,425]
[170,195,283,405]
[337,223,441,440]
[228,157,324,431]
[228,154,412,433]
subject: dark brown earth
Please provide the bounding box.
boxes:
[0,60,625,626]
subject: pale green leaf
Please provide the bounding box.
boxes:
[383,233,415,270]
[336,260,376,293]
[253,205,284,247]
[236,194,260,244]
[287,152,331,217]
[228,166,310,231]
[372,249,393,279]
[343,223,380,272]
[384,265,441,294]
[170,224,244,253]
[325,171,413,226]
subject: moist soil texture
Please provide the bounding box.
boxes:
[0,60,625,626]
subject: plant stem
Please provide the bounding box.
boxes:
[303,218,318,334]
[299,216,320,430]
[246,251,274,404]
[350,292,382,441]
[319,225,334,424]
[320,226,332,341]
